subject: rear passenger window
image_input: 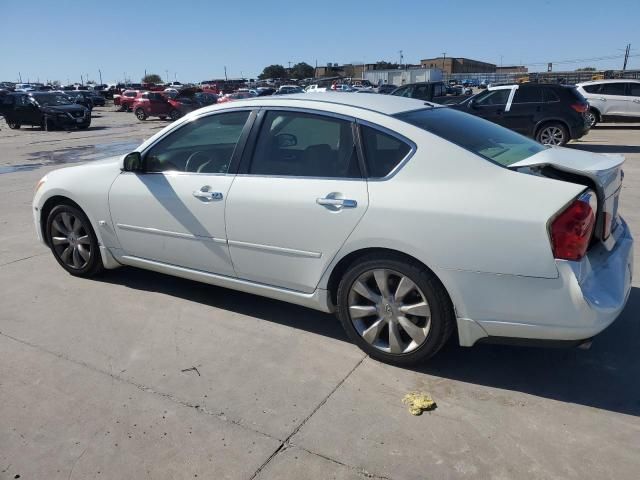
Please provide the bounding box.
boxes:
[360,125,411,178]
[513,87,543,103]
[543,89,560,102]
[601,83,626,96]
[627,83,640,96]
[249,111,361,178]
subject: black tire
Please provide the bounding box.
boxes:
[169,109,181,120]
[135,108,147,121]
[7,119,20,129]
[586,108,599,128]
[336,254,455,366]
[78,122,90,129]
[536,122,568,146]
[159,116,167,120]
[45,203,104,277]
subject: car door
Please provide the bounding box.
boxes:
[467,87,513,128]
[225,109,369,293]
[597,83,627,116]
[623,82,640,117]
[109,110,254,276]
[501,85,543,136]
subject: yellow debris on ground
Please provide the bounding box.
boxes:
[402,392,437,415]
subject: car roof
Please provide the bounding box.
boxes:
[203,92,434,116]
[577,79,639,85]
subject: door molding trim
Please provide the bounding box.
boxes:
[228,239,322,258]
[116,223,227,244]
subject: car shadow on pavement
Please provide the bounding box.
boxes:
[95,267,348,341]
[569,144,640,154]
[593,125,640,130]
[96,268,639,416]
[419,286,640,417]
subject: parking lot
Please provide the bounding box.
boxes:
[1,108,639,479]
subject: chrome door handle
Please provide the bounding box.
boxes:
[193,188,223,200]
[316,197,357,208]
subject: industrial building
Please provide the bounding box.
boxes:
[420,57,497,74]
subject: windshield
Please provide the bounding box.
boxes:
[32,93,73,106]
[395,107,546,166]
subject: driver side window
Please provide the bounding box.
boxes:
[145,111,251,174]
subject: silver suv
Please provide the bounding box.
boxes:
[576,79,640,127]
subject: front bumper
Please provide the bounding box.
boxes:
[443,218,633,345]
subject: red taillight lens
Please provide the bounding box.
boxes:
[571,103,588,113]
[550,192,596,261]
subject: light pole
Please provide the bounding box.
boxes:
[98,69,102,85]
[165,69,169,83]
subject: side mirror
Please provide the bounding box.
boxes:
[276,133,297,148]
[122,151,142,172]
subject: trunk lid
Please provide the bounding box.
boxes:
[509,146,624,243]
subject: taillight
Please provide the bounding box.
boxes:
[550,190,597,261]
[571,103,588,113]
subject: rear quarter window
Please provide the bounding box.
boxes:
[360,125,411,178]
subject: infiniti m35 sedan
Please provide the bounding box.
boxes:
[33,93,633,365]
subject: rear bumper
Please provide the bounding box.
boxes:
[443,218,633,346]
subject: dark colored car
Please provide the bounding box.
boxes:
[450,83,590,145]
[65,90,94,110]
[0,92,90,130]
[87,91,106,106]
[256,87,276,96]
[376,84,398,94]
[390,81,449,103]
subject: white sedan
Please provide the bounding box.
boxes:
[32,93,633,365]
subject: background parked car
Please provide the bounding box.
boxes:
[0,92,90,130]
[274,85,305,95]
[114,89,140,111]
[451,83,590,145]
[64,90,95,110]
[576,79,640,127]
[217,91,254,103]
[390,81,449,103]
[376,84,398,94]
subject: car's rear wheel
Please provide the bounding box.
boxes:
[135,108,147,121]
[169,109,181,120]
[336,254,455,365]
[585,108,599,128]
[7,119,21,129]
[536,122,568,146]
[45,203,104,277]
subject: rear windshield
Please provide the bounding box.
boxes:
[395,107,545,167]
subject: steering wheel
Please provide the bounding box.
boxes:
[184,151,211,173]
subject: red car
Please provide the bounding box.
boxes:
[216,91,253,103]
[132,91,195,121]
[114,89,140,111]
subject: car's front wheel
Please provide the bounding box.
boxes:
[336,254,455,366]
[169,109,181,120]
[6,119,21,129]
[536,122,568,146]
[45,203,104,277]
[135,108,147,121]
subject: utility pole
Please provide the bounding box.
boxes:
[441,52,446,71]
[623,43,631,71]
[399,50,404,68]
[315,59,317,79]
[224,66,228,81]
[18,72,22,82]
[98,69,102,85]
[80,74,83,85]
[165,70,169,83]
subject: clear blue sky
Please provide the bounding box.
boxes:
[1,0,638,84]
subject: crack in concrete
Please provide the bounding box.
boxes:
[0,331,392,479]
[0,252,49,268]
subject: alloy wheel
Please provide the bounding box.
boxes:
[50,211,92,270]
[347,269,431,354]
[136,109,146,120]
[539,126,565,145]
[585,111,597,127]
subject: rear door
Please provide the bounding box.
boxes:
[623,82,640,117]
[225,109,368,293]
[502,85,543,136]
[598,82,627,116]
